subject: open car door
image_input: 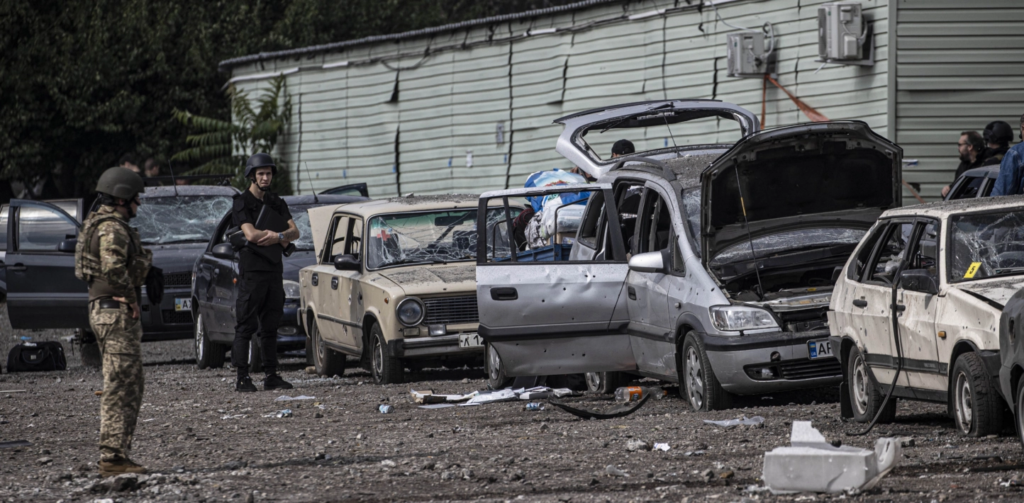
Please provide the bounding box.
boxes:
[5,199,89,329]
[475,183,635,376]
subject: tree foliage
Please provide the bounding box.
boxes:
[0,0,577,200]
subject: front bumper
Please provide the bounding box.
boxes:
[387,334,485,359]
[700,329,842,395]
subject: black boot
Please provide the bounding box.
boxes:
[263,373,293,391]
[235,375,257,392]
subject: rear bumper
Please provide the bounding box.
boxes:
[700,329,842,395]
[388,334,485,359]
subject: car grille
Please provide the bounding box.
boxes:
[163,272,192,288]
[778,358,842,380]
[161,310,194,325]
[423,295,478,325]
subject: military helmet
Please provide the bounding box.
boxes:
[96,167,144,200]
[984,121,1013,146]
[244,153,276,179]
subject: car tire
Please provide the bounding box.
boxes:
[249,337,263,374]
[194,313,225,369]
[370,323,403,384]
[81,341,102,369]
[311,319,345,377]
[681,333,732,411]
[485,343,512,390]
[952,351,1003,437]
[585,371,628,394]
[1015,374,1024,449]
[847,345,896,423]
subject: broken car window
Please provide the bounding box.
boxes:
[15,205,77,252]
[288,205,316,251]
[135,196,233,245]
[907,221,939,281]
[366,209,507,270]
[950,209,1024,282]
[867,222,914,285]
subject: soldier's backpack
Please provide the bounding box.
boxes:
[6,341,67,372]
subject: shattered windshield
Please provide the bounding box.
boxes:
[135,196,233,245]
[365,209,507,270]
[289,206,315,251]
[710,228,866,266]
[950,209,1024,282]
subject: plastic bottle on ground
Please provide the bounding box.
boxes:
[613,386,666,403]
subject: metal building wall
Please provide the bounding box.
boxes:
[227,0,891,198]
[894,0,1024,203]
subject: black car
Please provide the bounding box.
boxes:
[945,165,1000,201]
[3,185,238,364]
[1,199,83,302]
[190,193,367,370]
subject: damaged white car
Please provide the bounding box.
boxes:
[475,100,903,411]
[830,198,1024,436]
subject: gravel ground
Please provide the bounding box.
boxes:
[3,303,1024,502]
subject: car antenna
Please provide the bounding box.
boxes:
[304,162,319,203]
[733,165,765,300]
[168,164,179,197]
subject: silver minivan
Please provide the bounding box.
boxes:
[475,100,902,411]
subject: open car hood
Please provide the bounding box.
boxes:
[701,121,902,268]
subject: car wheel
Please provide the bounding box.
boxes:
[681,333,732,411]
[847,345,896,423]
[311,319,345,377]
[80,341,102,370]
[951,351,1003,437]
[485,343,512,390]
[194,313,224,369]
[585,371,628,394]
[370,323,403,384]
[1016,374,1024,449]
[248,337,263,374]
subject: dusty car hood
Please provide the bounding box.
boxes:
[701,121,902,268]
[377,263,477,296]
[149,242,206,276]
[955,277,1024,308]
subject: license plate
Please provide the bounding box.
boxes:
[808,339,833,360]
[458,333,484,348]
[174,298,192,312]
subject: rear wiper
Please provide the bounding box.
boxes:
[599,103,674,134]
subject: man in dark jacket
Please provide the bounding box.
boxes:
[941,131,985,197]
[981,120,1013,166]
[991,115,1024,196]
[231,153,300,392]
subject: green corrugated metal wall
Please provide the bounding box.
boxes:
[231,0,892,198]
[894,0,1024,204]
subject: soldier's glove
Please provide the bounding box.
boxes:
[145,266,164,306]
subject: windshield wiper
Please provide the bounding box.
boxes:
[989,267,1024,278]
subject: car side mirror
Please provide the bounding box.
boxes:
[628,251,667,274]
[211,243,235,260]
[900,269,938,295]
[57,238,77,253]
[334,254,360,271]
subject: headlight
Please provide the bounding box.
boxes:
[709,305,779,332]
[283,280,301,300]
[396,298,425,327]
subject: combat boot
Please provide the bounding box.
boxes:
[235,375,257,392]
[98,458,148,477]
[263,373,293,391]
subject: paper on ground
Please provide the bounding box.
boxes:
[274,395,316,402]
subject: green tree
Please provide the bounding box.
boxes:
[172,75,293,193]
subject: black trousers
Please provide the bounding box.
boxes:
[232,271,284,375]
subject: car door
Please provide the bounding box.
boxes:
[196,215,237,338]
[895,219,943,391]
[4,199,89,329]
[311,214,352,346]
[476,183,635,377]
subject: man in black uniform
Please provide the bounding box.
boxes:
[232,153,300,392]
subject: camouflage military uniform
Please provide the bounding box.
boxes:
[77,205,152,462]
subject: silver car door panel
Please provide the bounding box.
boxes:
[492,335,635,376]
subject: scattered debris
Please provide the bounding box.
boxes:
[304,366,317,375]
[525,402,544,411]
[380,460,397,468]
[0,390,27,394]
[626,440,652,452]
[549,394,651,420]
[378,404,394,414]
[417,403,455,410]
[410,389,477,404]
[274,395,315,402]
[0,440,31,449]
[762,421,900,494]
[613,386,666,403]
[653,443,670,452]
[605,465,629,477]
[262,409,292,418]
[898,437,916,448]
[684,450,706,457]
[703,416,765,429]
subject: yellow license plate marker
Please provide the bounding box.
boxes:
[964,262,982,279]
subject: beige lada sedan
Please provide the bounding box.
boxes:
[299,195,512,384]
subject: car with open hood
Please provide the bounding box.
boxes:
[298,195,514,384]
[831,197,1024,437]
[475,100,902,410]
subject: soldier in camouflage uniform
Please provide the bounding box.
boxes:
[75,167,152,477]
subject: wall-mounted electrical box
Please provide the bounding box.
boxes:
[726,32,769,78]
[817,2,873,66]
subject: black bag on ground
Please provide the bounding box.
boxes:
[7,341,68,372]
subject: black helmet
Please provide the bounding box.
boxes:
[96,167,144,200]
[984,121,1013,146]
[244,153,276,179]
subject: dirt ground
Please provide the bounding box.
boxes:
[3,303,1024,502]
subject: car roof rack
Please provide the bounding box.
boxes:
[610,157,676,181]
